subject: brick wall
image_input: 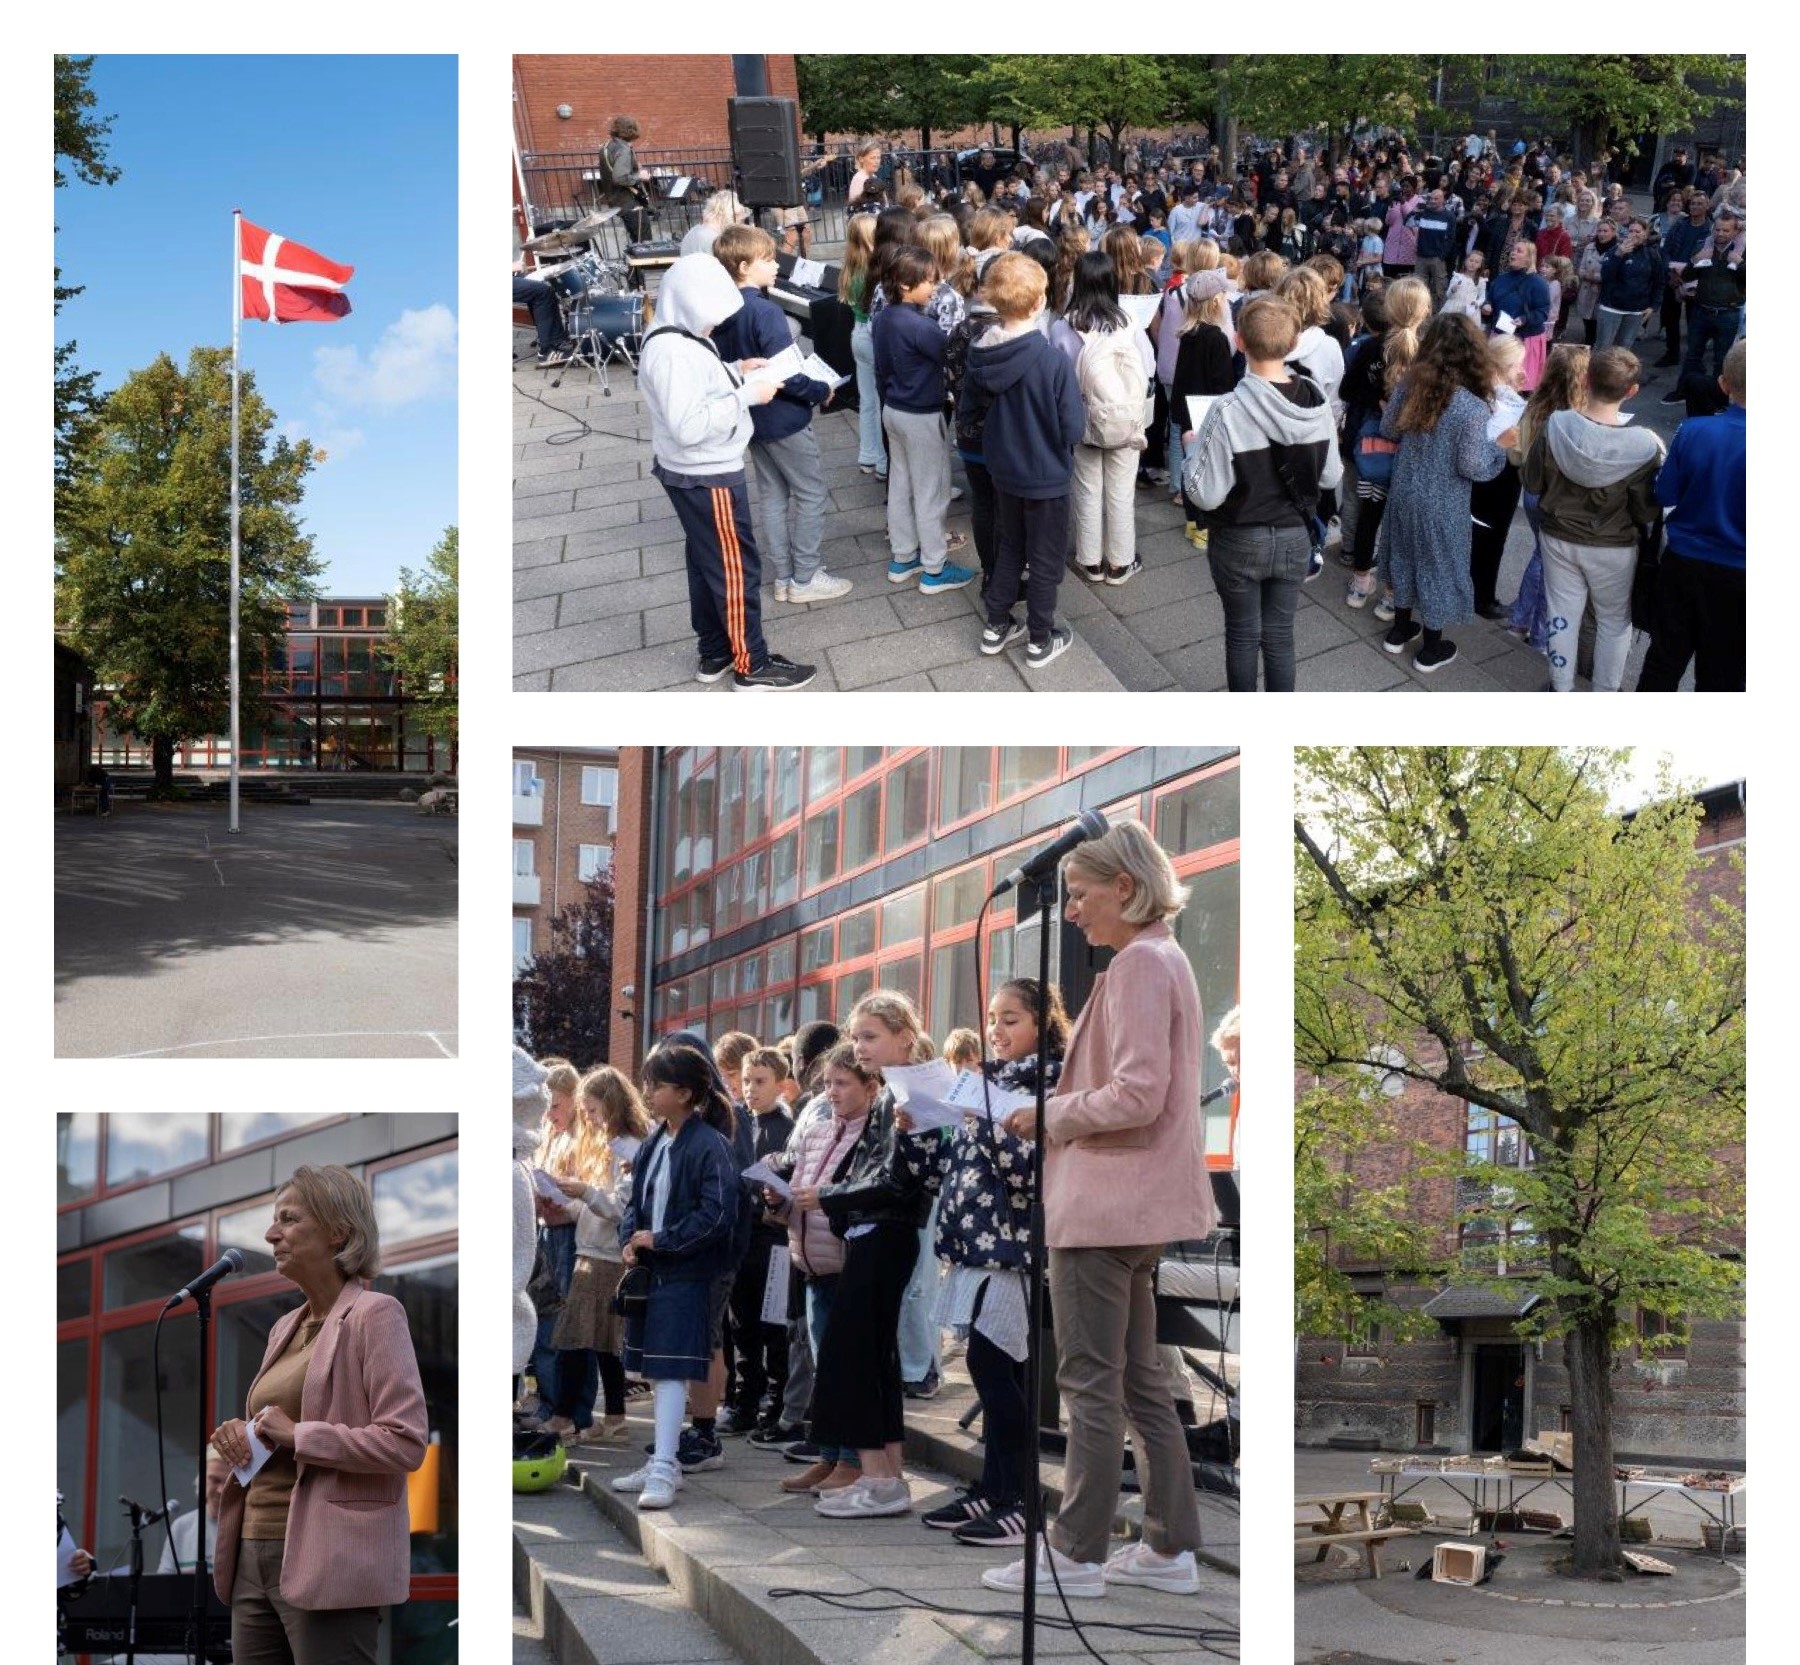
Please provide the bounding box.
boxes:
[515,55,798,155]
[513,747,617,967]
[609,749,655,1075]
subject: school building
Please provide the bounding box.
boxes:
[89,598,457,775]
[1295,782,1746,1467]
[601,746,1241,1170]
[513,746,621,970]
[57,1112,459,1665]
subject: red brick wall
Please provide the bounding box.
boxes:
[514,748,617,965]
[609,750,654,1076]
[515,56,798,155]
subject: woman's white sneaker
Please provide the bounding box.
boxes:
[636,1459,683,1510]
[814,1476,912,1517]
[1101,1542,1199,1593]
[979,1545,1106,1598]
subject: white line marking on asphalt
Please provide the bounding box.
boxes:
[213,860,226,886]
[425,1031,453,1058]
[111,1029,460,1058]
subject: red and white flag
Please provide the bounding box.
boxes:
[239,218,354,323]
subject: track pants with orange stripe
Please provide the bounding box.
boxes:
[657,466,768,676]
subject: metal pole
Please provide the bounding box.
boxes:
[1020,878,1055,1665]
[190,1288,213,1665]
[228,210,242,835]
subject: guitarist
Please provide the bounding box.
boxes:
[598,115,656,242]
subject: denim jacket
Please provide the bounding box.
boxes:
[620,1116,740,1284]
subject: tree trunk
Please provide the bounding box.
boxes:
[1086,125,1097,168]
[1010,123,1021,156]
[152,734,175,794]
[1564,1310,1622,1577]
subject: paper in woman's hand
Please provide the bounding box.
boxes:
[881,1061,964,1132]
[531,1167,573,1207]
[233,1424,274,1489]
[945,1069,1037,1121]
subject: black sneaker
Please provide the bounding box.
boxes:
[1659,388,1687,405]
[902,1369,941,1400]
[1652,356,1681,368]
[538,343,579,367]
[953,1504,1028,1547]
[1413,638,1459,673]
[1305,547,1325,582]
[921,1486,988,1530]
[748,1421,806,1449]
[697,653,733,683]
[781,1438,822,1464]
[981,618,1027,656]
[676,1429,725,1472]
[714,1406,753,1437]
[734,654,817,691]
[1103,559,1143,586]
[1025,626,1073,670]
[1382,620,1423,655]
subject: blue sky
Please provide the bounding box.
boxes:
[55,55,457,595]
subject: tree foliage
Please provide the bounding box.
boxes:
[55,54,121,497]
[1295,747,1745,1576]
[513,871,616,1067]
[385,526,459,746]
[56,347,323,788]
[1224,55,1447,163]
[1489,54,1744,160]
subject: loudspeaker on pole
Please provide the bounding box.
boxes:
[728,96,803,208]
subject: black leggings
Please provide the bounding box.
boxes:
[598,1351,626,1418]
[1351,484,1387,573]
[965,1290,1031,1507]
[809,1221,919,1453]
[1469,463,1522,611]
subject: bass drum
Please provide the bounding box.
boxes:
[569,292,645,350]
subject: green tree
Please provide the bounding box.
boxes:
[385,527,458,749]
[55,54,121,498]
[56,347,323,791]
[1295,747,1745,1578]
[1225,55,1442,165]
[513,871,615,1066]
[985,55,1198,166]
[795,55,902,142]
[1490,54,1744,166]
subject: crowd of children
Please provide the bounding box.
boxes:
[515,985,1241,1557]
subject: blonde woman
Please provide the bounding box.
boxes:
[523,1061,582,1422]
[847,140,882,207]
[985,822,1211,1599]
[679,189,749,257]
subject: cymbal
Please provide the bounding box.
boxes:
[522,228,586,253]
[573,207,621,231]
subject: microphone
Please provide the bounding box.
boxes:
[989,809,1109,899]
[120,1495,178,1524]
[168,1248,245,1306]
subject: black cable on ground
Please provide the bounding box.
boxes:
[510,358,650,448]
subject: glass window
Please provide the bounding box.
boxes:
[1156,768,1239,856]
[104,1225,207,1311]
[740,846,768,925]
[104,1115,211,1188]
[999,747,1059,799]
[582,764,619,822]
[933,865,988,932]
[744,749,768,845]
[690,879,711,946]
[938,750,992,824]
[341,607,365,627]
[373,1149,459,1245]
[59,1111,99,1205]
[840,907,876,960]
[59,1258,92,1322]
[513,839,534,877]
[95,1313,200,1568]
[514,917,532,968]
[801,924,834,973]
[930,939,983,1046]
[692,758,716,872]
[374,1255,458,1579]
[837,966,874,1015]
[1170,862,1239,1111]
[797,982,829,1025]
[1066,747,1111,770]
[740,952,766,995]
[772,748,802,822]
[769,832,799,909]
[881,888,923,947]
[218,1113,331,1152]
[880,953,922,1009]
[804,805,840,889]
[718,750,746,857]
[842,781,881,871]
[806,747,841,801]
[884,753,930,852]
[365,605,386,628]
[317,606,340,626]
[579,843,612,882]
[846,746,884,779]
[711,960,737,1008]
[513,760,539,795]
[766,987,794,1036]
[58,1337,89,1548]
[217,1201,280,1277]
[767,939,796,986]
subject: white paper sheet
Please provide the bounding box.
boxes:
[1494,310,1519,336]
[531,1167,573,1208]
[1186,395,1222,433]
[232,1424,275,1489]
[881,1060,965,1132]
[1119,293,1162,329]
[57,1525,83,1588]
[790,256,828,288]
[945,1069,1037,1120]
[742,1160,791,1201]
[1486,386,1527,444]
[760,1245,791,1324]
[746,343,808,386]
[797,350,852,390]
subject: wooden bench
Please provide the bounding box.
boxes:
[69,784,101,815]
[1293,1523,1416,1580]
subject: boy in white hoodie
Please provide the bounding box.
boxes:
[637,255,816,690]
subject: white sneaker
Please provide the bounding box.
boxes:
[1102,1542,1200,1593]
[980,1545,1106,1598]
[773,579,791,603]
[787,572,852,603]
[637,1459,682,1510]
[814,1476,912,1517]
[1322,516,1344,550]
[611,1459,682,1495]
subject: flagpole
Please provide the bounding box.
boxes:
[229,208,242,835]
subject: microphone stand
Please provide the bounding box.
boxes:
[188,1285,215,1665]
[122,1497,150,1665]
[1019,871,1055,1665]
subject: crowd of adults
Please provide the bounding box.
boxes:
[510,821,1238,1598]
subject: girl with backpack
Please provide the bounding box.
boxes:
[1051,252,1156,585]
[1169,269,1240,550]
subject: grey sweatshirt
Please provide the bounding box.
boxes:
[638,254,762,476]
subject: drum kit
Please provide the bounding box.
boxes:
[522,208,652,391]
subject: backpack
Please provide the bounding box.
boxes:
[1075,324,1151,450]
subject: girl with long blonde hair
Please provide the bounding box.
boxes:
[839,214,887,476]
[1505,343,1591,653]
[1343,277,1430,607]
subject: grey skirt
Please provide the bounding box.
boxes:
[552,1254,627,1355]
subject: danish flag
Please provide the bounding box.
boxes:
[238,218,354,323]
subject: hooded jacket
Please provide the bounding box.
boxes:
[1655,403,1744,570]
[712,286,832,444]
[1521,409,1665,548]
[963,322,1087,499]
[1183,369,1343,531]
[637,255,761,477]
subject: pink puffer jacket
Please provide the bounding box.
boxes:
[785,1110,870,1279]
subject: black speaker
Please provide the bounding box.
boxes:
[728,95,802,208]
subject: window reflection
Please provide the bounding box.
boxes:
[105,1114,211,1187]
[96,1313,200,1569]
[373,1151,458,1245]
[59,1112,99,1205]
[219,1113,331,1152]
[104,1225,206,1310]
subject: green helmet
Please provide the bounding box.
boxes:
[513,1429,568,1493]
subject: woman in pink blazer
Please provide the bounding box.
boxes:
[986,820,1214,1601]
[210,1165,427,1665]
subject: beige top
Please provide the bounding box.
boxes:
[242,1313,325,1540]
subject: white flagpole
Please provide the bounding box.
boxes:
[229,209,242,835]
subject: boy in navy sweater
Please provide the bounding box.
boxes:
[962,252,1086,669]
[711,226,851,604]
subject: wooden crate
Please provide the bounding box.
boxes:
[1431,1543,1488,1585]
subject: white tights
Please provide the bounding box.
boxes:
[652,1378,687,1465]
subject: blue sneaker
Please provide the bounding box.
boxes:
[919,563,977,595]
[887,554,923,584]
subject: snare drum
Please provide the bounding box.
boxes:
[544,252,607,304]
[570,292,645,350]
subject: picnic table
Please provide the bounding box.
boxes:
[1295,1489,1414,1579]
[1618,1475,1746,1562]
[1371,1463,1511,1535]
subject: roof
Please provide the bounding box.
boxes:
[1421,1286,1543,1322]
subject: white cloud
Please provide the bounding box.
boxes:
[313,305,457,409]
[277,415,366,462]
